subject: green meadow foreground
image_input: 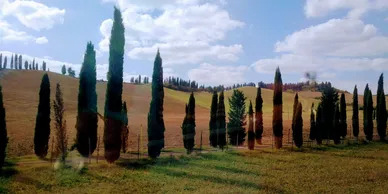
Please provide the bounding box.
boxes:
[1,142,387,193]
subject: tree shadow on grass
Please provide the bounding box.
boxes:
[0,160,18,193]
[153,167,283,193]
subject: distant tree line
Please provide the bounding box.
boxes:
[130,75,150,84]
[0,53,49,71]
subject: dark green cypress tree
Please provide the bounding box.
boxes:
[76,42,98,157]
[247,101,254,150]
[42,61,46,71]
[376,74,387,141]
[0,54,2,70]
[293,102,303,148]
[10,54,13,69]
[333,103,341,144]
[14,54,18,70]
[340,93,347,138]
[24,61,28,70]
[62,65,66,75]
[227,89,247,146]
[32,59,35,70]
[352,85,359,139]
[34,74,51,158]
[363,84,374,141]
[216,91,226,149]
[3,56,6,69]
[320,83,338,141]
[18,55,22,70]
[147,50,165,158]
[292,93,299,140]
[309,103,316,140]
[0,86,8,169]
[104,7,125,163]
[182,92,195,154]
[121,101,129,153]
[255,87,263,144]
[209,91,218,147]
[273,67,283,148]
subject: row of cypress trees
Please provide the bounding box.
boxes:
[209,91,227,149]
[0,53,47,71]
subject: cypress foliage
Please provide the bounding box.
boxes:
[363,84,374,141]
[29,64,31,70]
[42,61,47,71]
[209,91,218,147]
[182,92,196,154]
[315,103,323,144]
[3,56,6,69]
[18,55,22,70]
[104,7,125,163]
[292,93,299,139]
[255,87,263,144]
[53,83,68,163]
[216,91,226,149]
[10,54,13,69]
[352,85,359,138]
[339,93,347,138]
[273,67,283,148]
[320,83,338,140]
[247,101,254,150]
[293,102,303,148]
[76,42,98,157]
[147,50,165,158]
[62,65,66,75]
[0,54,2,70]
[309,103,316,140]
[14,54,18,69]
[121,101,129,153]
[227,90,247,146]
[376,74,387,141]
[32,59,35,70]
[34,74,51,158]
[24,61,28,70]
[0,86,8,169]
[333,103,341,144]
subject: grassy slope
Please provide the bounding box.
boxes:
[1,70,387,156]
[1,143,388,193]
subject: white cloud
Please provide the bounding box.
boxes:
[98,1,243,65]
[275,19,388,57]
[188,63,248,86]
[1,0,65,31]
[304,0,388,19]
[35,36,48,44]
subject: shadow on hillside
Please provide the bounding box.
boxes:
[0,160,18,193]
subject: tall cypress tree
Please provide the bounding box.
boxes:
[24,61,28,70]
[104,7,125,163]
[14,54,18,70]
[147,50,165,158]
[293,102,303,148]
[18,55,22,70]
[53,83,68,163]
[273,67,283,149]
[0,54,2,70]
[363,84,374,141]
[62,65,66,75]
[34,74,51,158]
[247,101,254,150]
[376,74,387,141]
[2,56,6,69]
[339,93,347,138]
[121,101,129,153]
[333,103,341,144]
[292,93,299,140]
[255,87,263,144]
[216,91,226,149]
[182,92,195,154]
[76,42,98,157]
[320,83,338,141]
[352,85,359,138]
[10,54,13,69]
[42,61,47,71]
[0,86,8,169]
[209,91,218,147]
[227,89,247,146]
[309,103,316,141]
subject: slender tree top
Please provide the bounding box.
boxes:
[255,87,263,112]
[274,67,283,85]
[378,73,384,97]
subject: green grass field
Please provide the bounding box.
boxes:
[1,142,388,193]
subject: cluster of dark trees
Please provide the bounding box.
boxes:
[0,53,48,71]
[130,75,150,84]
[163,76,200,92]
[61,65,76,78]
[257,80,341,93]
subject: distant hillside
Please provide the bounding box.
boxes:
[2,70,383,156]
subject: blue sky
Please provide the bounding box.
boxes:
[0,0,388,93]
